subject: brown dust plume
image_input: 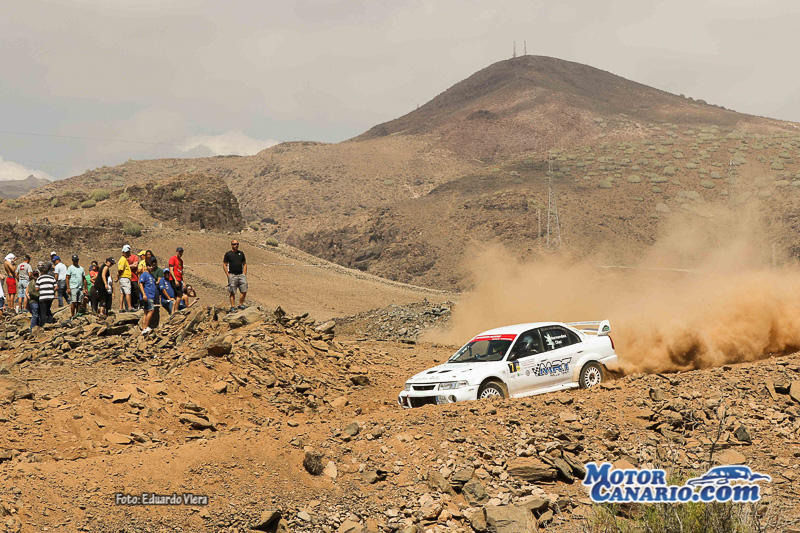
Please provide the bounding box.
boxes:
[425,209,800,374]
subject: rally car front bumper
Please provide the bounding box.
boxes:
[397,384,478,408]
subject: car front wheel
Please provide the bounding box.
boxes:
[579,362,604,389]
[478,381,506,400]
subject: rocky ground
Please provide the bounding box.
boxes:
[1,303,799,533]
[336,300,453,342]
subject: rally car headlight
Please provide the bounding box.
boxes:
[438,381,469,390]
[404,383,412,391]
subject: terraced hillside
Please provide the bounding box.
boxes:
[294,128,800,288]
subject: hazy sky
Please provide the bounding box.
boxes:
[2,0,800,181]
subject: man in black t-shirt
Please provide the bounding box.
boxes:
[223,239,247,312]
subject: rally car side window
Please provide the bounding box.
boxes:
[508,329,544,360]
[539,326,579,351]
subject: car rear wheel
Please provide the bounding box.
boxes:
[478,381,506,400]
[579,362,604,389]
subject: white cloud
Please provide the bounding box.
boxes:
[180,131,280,156]
[0,156,53,182]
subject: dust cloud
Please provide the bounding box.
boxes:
[425,207,800,374]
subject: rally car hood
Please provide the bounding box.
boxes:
[406,363,481,383]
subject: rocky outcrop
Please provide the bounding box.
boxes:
[127,173,244,232]
[0,221,124,260]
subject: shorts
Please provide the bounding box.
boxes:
[119,277,132,295]
[142,299,154,312]
[70,287,84,304]
[6,278,16,296]
[228,274,248,295]
[174,282,183,298]
[96,288,109,308]
[17,279,28,299]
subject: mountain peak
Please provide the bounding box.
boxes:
[0,175,50,199]
[355,56,792,159]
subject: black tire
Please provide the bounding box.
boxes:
[478,381,506,400]
[579,362,604,389]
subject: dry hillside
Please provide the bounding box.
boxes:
[14,56,800,289]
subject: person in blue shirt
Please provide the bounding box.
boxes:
[138,259,158,335]
[159,269,177,314]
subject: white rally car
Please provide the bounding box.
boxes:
[398,321,617,408]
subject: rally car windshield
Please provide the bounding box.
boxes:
[448,339,512,363]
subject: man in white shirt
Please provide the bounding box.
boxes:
[16,255,32,314]
[52,256,68,308]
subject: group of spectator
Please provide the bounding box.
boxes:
[1,239,248,335]
[0,246,198,334]
[107,245,199,334]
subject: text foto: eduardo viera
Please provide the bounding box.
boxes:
[115,493,209,505]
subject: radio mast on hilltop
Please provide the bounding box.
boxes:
[546,153,562,250]
[513,41,516,58]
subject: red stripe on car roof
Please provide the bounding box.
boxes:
[471,334,517,342]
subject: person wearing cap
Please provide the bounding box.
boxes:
[117,245,133,312]
[50,251,57,261]
[3,254,16,314]
[159,268,177,314]
[52,255,68,308]
[65,254,88,318]
[136,249,148,272]
[16,254,32,314]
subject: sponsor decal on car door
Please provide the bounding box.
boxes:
[505,329,548,395]
[530,326,577,387]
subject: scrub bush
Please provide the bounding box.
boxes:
[123,222,142,237]
[90,188,111,201]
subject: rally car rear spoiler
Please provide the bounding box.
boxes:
[567,320,611,336]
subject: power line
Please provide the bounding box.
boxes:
[0,129,196,148]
